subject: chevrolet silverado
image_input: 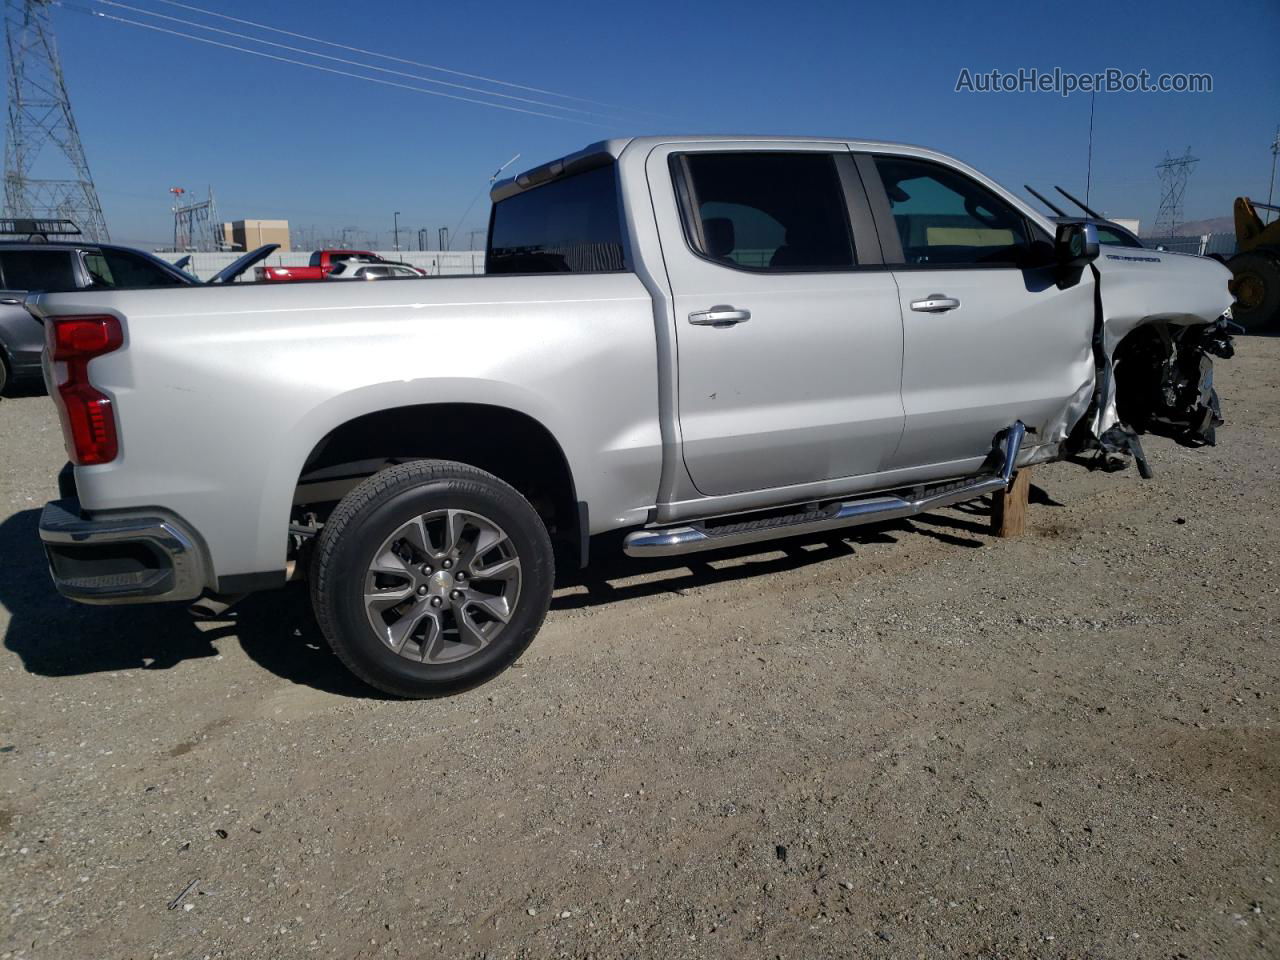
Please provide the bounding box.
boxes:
[29,136,1235,697]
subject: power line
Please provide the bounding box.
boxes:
[93,0,617,121]
[148,0,627,112]
[75,6,606,125]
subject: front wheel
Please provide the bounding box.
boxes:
[311,460,554,697]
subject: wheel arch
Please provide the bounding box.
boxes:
[287,396,585,568]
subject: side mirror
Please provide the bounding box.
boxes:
[1054,222,1100,268]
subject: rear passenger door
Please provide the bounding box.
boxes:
[648,143,905,497]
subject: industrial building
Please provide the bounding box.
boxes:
[220,219,290,252]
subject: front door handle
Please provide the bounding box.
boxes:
[689,305,751,326]
[910,294,961,313]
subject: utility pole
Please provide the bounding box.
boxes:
[1154,147,1198,237]
[3,0,109,240]
[393,211,400,251]
[1084,90,1095,208]
[1267,126,1279,224]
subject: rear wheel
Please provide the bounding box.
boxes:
[0,353,9,396]
[311,460,554,697]
[1227,251,1280,332]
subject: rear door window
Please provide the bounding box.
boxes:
[675,152,856,271]
[486,163,625,274]
[0,249,79,291]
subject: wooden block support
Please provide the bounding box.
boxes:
[992,467,1031,538]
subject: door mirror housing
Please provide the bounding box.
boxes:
[1054,221,1100,268]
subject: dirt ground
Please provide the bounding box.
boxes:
[0,338,1277,960]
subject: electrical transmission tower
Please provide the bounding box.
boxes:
[3,0,108,240]
[170,186,220,251]
[1154,147,1199,236]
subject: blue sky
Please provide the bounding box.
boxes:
[34,0,1280,248]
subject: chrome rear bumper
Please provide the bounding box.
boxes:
[39,497,206,604]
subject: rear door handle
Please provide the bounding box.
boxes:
[910,295,960,313]
[689,305,751,326]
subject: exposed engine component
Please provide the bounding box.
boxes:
[1113,316,1236,448]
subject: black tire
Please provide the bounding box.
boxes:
[0,353,9,397]
[1228,251,1280,332]
[311,460,554,698]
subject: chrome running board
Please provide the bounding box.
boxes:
[624,421,1025,558]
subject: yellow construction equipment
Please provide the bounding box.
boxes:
[1227,197,1280,331]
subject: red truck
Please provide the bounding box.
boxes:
[255,249,390,282]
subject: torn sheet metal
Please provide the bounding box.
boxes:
[1092,250,1234,434]
[1044,248,1236,474]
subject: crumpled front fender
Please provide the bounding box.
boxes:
[1088,249,1235,441]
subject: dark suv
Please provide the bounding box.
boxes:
[0,241,196,394]
[0,235,276,395]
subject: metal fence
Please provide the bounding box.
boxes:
[157,232,1239,281]
[1142,233,1237,258]
[156,249,486,281]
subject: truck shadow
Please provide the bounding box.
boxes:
[555,483,1063,609]
[0,507,223,675]
[0,507,374,697]
[0,486,1064,696]
[556,526,898,610]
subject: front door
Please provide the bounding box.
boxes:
[646,143,906,497]
[864,153,1097,468]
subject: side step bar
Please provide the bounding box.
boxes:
[624,422,1025,558]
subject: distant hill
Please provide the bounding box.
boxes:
[1161,216,1235,237]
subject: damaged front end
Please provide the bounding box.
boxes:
[1113,317,1235,446]
[1061,249,1237,477]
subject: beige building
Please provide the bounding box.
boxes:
[220,219,290,252]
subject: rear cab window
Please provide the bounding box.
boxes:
[486,163,626,275]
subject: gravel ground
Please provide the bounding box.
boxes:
[1,339,1277,960]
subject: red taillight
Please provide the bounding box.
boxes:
[46,315,123,465]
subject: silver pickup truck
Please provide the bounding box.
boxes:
[30,136,1235,697]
